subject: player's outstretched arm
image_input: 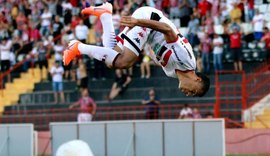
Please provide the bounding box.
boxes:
[120,16,178,43]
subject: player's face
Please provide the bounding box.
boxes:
[179,79,202,97]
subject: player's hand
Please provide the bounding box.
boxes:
[120,16,138,28]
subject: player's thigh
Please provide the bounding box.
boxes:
[114,47,138,68]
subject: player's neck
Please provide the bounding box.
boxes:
[176,70,196,81]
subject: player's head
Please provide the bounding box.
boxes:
[195,72,210,96]
[179,72,210,97]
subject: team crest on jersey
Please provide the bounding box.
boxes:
[101,54,108,62]
[142,27,147,32]
[138,32,144,38]
[134,38,140,44]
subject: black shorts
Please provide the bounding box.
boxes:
[1,60,10,72]
[267,49,270,60]
[64,63,72,71]
[80,77,88,89]
[231,48,242,61]
[38,60,48,69]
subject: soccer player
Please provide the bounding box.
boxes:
[63,3,210,97]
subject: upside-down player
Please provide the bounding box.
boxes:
[63,3,210,97]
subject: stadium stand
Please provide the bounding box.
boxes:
[1,0,270,130]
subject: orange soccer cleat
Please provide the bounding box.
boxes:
[63,40,81,66]
[81,2,112,17]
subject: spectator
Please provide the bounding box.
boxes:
[178,104,192,119]
[212,33,224,71]
[178,0,190,27]
[198,0,212,20]
[62,0,73,12]
[15,12,27,31]
[205,112,214,118]
[76,58,88,90]
[140,44,151,79]
[92,18,107,80]
[107,69,132,102]
[53,40,64,62]
[75,19,88,43]
[40,6,52,37]
[50,61,65,104]
[11,36,23,62]
[30,8,40,27]
[261,27,270,62]
[71,15,80,30]
[220,0,229,23]
[252,9,265,41]
[93,60,107,81]
[230,27,242,71]
[70,58,78,81]
[200,33,212,74]
[187,14,200,47]
[69,89,96,123]
[204,11,214,37]
[142,88,160,119]
[0,37,12,82]
[247,0,255,22]
[52,15,64,43]
[33,40,48,80]
[230,3,242,24]
[169,0,179,19]
[192,107,202,119]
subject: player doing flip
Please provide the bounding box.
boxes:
[63,3,210,97]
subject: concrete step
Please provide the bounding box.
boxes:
[5,84,34,90]
[245,121,270,128]
[263,108,270,114]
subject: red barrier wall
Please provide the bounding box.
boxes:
[226,129,270,154]
[38,131,51,155]
[38,129,270,155]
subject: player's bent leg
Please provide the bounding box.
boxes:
[112,47,138,69]
[63,40,119,67]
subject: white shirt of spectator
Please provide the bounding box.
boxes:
[0,40,12,60]
[213,37,224,54]
[253,14,264,32]
[78,113,93,123]
[62,2,72,11]
[226,0,239,12]
[50,66,64,82]
[54,45,64,61]
[180,108,192,117]
[75,25,88,40]
[41,12,52,26]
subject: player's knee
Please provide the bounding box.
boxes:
[114,60,132,69]
[113,55,133,69]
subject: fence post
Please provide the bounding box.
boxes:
[214,71,220,118]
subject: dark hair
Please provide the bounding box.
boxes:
[196,72,210,97]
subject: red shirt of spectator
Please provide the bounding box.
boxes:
[198,0,212,17]
[79,96,96,113]
[71,16,80,30]
[263,32,270,49]
[70,0,78,7]
[248,0,254,9]
[230,32,241,48]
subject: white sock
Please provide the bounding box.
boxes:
[78,43,119,67]
[100,13,116,48]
